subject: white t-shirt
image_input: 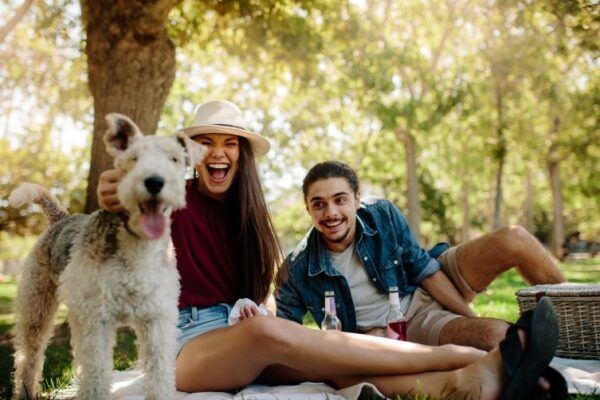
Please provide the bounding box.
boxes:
[330,243,411,331]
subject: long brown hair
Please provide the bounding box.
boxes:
[232,138,282,303]
[192,138,282,303]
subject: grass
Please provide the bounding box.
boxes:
[0,259,598,399]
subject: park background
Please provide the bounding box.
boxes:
[0,0,598,398]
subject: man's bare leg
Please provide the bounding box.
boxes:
[456,225,565,294]
[439,317,510,351]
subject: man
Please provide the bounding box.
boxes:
[275,161,565,350]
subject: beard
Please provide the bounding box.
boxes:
[329,227,351,244]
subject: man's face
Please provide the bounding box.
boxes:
[305,177,360,252]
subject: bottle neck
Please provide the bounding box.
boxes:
[324,296,337,315]
[389,291,400,306]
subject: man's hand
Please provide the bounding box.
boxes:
[97,169,125,212]
[421,271,477,318]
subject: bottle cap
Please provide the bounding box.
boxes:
[388,286,399,293]
[325,290,335,296]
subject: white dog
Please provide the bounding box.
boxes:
[9,114,204,400]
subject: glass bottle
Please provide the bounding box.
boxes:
[321,290,342,331]
[386,286,407,340]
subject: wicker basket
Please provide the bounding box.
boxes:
[516,284,600,360]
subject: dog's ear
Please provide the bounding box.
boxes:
[104,113,143,157]
[174,131,206,167]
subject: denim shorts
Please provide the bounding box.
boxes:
[176,303,232,356]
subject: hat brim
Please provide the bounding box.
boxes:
[180,125,270,157]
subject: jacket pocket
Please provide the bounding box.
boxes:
[379,245,408,290]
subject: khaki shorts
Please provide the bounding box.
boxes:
[405,245,480,346]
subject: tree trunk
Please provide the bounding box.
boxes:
[492,84,506,230]
[548,116,564,258]
[523,165,534,233]
[396,128,421,241]
[461,176,470,243]
[82,0,180,213]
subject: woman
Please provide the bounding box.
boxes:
[98,100,558,399]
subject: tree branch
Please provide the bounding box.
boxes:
[0,0,34,44]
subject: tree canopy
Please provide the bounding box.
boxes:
[1,0,598,258]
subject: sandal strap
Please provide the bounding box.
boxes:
[499,310,534,378]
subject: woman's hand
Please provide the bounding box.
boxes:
[238,304,261,321]
[238,304,275,321]
[97,169,125,212]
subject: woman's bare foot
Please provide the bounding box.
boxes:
[453,327,553,399]
[452,347,506,400]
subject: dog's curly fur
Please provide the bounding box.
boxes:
[10,114,204,400]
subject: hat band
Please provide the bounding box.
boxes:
[214,123,247,131]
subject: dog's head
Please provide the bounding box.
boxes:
[104,113,205,240]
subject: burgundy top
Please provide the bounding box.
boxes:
[171,184,241,309]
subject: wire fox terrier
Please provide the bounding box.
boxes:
[9,114,205,400]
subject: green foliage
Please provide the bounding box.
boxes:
[3,0,598,244]
[0,132,88,237]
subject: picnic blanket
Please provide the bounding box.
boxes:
[49,357,598,399]
[108,357,600,399]
[550,357,600,394]
[110,370,383,400]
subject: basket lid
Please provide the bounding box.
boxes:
[516,283,600,297]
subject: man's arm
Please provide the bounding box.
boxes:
[420,270,477,318]
[274,266,308,324]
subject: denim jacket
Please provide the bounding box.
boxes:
[275,199,449,332]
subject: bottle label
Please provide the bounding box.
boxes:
[325,297,336,314]
[386,320,407,341]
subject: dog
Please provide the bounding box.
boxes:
[9,114,205,400]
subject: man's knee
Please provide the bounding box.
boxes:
[492,225,535,256]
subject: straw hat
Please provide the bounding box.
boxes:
[180,100,270,156]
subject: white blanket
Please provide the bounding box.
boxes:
[111,370,382,400]
[110,357,599,399]
[550,357,600,394]
[50,357,599,399]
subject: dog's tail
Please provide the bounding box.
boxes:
[9,183,70,224]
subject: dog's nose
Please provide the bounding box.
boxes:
[144,176,165,195]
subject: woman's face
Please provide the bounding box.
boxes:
[193,133,240,200]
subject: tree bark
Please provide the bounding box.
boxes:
[548,116,564,258]
[81,0,180,212]
[492,83,506,230]
[523,164,534,233]
[0,0,34,44]
[461,176,471,243]
[396,128,421,241]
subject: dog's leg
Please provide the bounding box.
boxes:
[135,317,178,400]
[12,255,59,400]
[70,316,115,400]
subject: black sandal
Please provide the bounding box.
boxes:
[534,366,569,400]
[499,297,560,400]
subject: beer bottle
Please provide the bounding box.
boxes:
[321,290,342,331]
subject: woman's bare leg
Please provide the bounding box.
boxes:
[176,317,485,392]
[330,348,506,399]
